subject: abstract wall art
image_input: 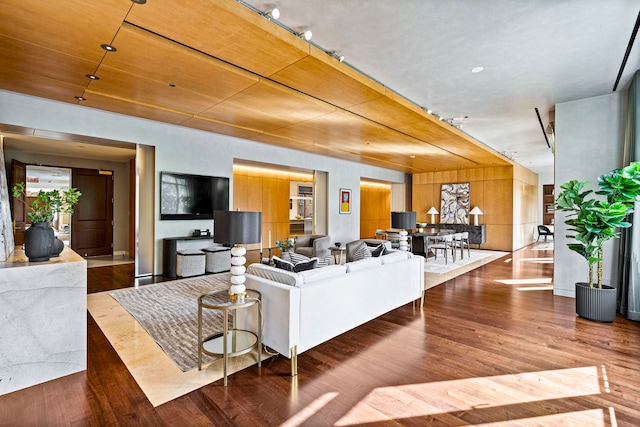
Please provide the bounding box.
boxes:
[440,183,470,224]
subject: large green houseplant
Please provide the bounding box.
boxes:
[555,162,640,321]
[11,182,81,262]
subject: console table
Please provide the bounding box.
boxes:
[163,236,214,277]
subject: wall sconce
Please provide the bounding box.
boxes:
[469,206,483,226]
[427,207,439,224]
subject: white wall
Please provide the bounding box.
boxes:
[554,92,626,297]
[0,90,405,274]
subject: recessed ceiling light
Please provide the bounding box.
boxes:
[101,43,117,52]
[86,74,99,80]
[471,66,484,73]
[169,83,176,87]
[131,0,146,4]
[75,96,86,101]
[409,155,416,159]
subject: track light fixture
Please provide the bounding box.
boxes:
[328,51,344,62]
[295,28,312,40]
[261,6,280,20]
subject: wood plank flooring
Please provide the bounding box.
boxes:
[1,244,639,426]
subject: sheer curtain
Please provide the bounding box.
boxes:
[618,70,640,321]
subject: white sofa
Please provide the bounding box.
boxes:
[241,250,424,375]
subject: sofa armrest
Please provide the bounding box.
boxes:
[312,236,331,259]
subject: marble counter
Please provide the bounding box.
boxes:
[0,246,87,396]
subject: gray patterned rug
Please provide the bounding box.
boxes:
[109,274,232,371]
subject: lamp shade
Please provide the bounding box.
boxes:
[213,211,262,246]
[391,211,417,230]
[426,207,439,215]
[469,206,483,215]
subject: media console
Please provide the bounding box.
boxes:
[163,235,214,278]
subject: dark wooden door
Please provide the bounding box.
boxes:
[71,168,113,256]
[10,159,26,245]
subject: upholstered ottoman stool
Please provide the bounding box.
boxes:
[176,249,206,277]
[203,246,231,273]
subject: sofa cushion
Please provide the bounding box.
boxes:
[293,257,318,272]
[246,263,302,286]
[353,242,372,261]
[289,252,311,264]
[297,264,347,286]
[345,256,382,273]
[273,254,318,272]
[380,250,410,264]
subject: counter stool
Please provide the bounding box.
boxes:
[203,246,231,273]
[176,249,206,277]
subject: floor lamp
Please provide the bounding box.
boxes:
[391,211,416,251]
[214,210,262,302]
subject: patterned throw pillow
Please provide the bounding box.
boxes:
[371,243,388,257]
[289,252,310,264]
[293,258,318,272]
[273,256,295,272]
[353,242,372,261]
[316,254,332,267]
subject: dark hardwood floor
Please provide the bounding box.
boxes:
[2,245,639,426]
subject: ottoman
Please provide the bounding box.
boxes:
[203,246,231,273]
[176,249,206,277]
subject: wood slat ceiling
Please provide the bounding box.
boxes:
[0,0,512,173]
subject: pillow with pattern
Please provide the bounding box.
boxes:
[293,257,318,272]
[273,256,295,272]
[371,243,389,257]
[353,242,373,261]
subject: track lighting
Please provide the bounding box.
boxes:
[261,6,280,20]
[328,51,344,62]
[296,28,312,40]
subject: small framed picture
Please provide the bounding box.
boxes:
[339,188,351,214]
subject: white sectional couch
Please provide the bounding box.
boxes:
[241,249,424,375]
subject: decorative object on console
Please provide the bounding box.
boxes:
[275,238,294,252]
[213,210,262,302]
[469,206,483,226]
[11,182,81,262]
[427,206,439,224]
[391,211,416,251]
[440,183,470,224]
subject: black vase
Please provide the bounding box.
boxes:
[50,237,64,257]
[575,282,617,322]
[24,222,54,262]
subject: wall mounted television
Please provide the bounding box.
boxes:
[160,171,229,220]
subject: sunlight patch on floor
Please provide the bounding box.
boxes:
[517,286,554,291]
[495,278,552,285]
[473,409,606,426]
[334,366,602,426]
[282,392,339,427]
[518,257,554,264]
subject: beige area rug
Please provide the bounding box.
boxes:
[424,249,508,289]
[87,274,269,407]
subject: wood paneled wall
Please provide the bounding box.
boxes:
[233,165,312,250]
[360,181,391,238]
[412,166,521,251]
[513,164,539,249]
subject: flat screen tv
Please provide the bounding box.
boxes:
[160,171,229,220]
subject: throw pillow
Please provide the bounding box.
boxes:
[353,242,372,261]
[293,257,318,272]
[273,256,295,272]
[371,243,388,257]
[289,252,310,264]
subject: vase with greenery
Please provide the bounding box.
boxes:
[555,162,640,321]
[275,238,294,252]
[11,182,82,261]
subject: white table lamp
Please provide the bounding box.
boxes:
[427,207,439,224]
[469,206,483,226]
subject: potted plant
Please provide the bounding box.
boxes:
[555,161,640,321]
[275,238,294,252]
[11,182,81,262]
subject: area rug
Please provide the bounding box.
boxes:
[423,249,507,290]
[108,274,231,371]
[87,274,268,407]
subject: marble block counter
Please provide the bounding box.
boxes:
[0,246,87,396]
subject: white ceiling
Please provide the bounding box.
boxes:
[242,0,640,176]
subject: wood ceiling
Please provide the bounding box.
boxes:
[0,0,512,173]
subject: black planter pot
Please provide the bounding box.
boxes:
[575,282,617,322]
[24,221,54,262]
[50,237,64,257]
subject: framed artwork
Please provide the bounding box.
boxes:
[339,188,351,214]
[440,183,470,223]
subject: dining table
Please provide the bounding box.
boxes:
[409,228,455,257]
